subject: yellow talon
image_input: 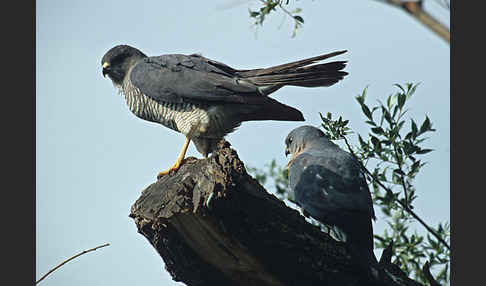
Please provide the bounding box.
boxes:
[157,137,191,179]
[157,161,182,177]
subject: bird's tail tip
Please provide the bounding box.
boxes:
[240,50,349,90]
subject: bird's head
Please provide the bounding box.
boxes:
[101,45,147,86]
[284,125,327,168]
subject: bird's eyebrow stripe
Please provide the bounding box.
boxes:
[102,62,110,68]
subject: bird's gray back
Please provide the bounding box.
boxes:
[129,54,264,105]
[289,146,374,220]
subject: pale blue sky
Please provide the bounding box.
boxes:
[36,1,449,285]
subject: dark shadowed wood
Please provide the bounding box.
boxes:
[129,141,423,286]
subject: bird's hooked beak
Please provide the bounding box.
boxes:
[285,146,292,169]
[102,62,110,77]
[285,145,304,169]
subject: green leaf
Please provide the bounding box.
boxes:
[371,136,381,149]
[382,106,393,125]
[394,83,405,93]
[395,150,403,166]
[293,15,304,23]
[358,135,368,148]
[411,119,418,138]
[392,105,400,119]
[373,234,386,242]
[402,141,414,156]
[407,82,420,99]
[371,126,384,135]
[404,132,413,140]
[393,168,406,176]
[361,86,368,99]
[414,138,429,146]
[398,92,406,110]
[365,120,376,126]
[416,148,434,154]
[385,96,391,110]
[419,116,432,135]
[249,10,260,17]
[362,104,373,120]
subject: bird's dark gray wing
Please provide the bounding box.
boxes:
[129,54,265,104]
[289,151,374,220]
[290,151,378,268]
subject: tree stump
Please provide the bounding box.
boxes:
[129,141,422,286]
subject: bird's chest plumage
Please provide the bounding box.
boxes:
[121,81,235,138]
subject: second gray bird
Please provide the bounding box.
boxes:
[101,45,348,177]
[285,125,377,270]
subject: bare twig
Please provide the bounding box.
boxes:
[275,1,296,20]
[36,243,110,284]
[376,0,450,43]
[342,137,450,250]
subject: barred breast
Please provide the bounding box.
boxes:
[121,81,240,139]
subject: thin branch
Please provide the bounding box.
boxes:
[275,1,296,20]
[258,0,293,17]
[342,136,450,250]
[36,243,110,284]
[252,1,450,42]
[376,0,450,43]
[258,0,301,23]
[393,144,409,208]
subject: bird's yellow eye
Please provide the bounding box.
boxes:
[102,62,110,68]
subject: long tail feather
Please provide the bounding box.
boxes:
[237,51,348,93]
[238,50,347,77]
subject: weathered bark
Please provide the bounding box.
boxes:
[129,141,422,286]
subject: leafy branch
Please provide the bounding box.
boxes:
[249,0,304,37]
[247,0,450,43]
[325,84,448,250]
[323,84,449,283]
[248,83,449,284]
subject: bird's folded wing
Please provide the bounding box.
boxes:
[291,154,373,215]
[130,54,265,105]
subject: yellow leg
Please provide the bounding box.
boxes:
[157,137,191,178]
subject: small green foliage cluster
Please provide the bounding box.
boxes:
[353,84,434,210]
[319,112,352,140]
[247,159,290,199]
[248,83,449,285]
[249,0,304,37]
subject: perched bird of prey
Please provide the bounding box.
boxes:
[101,45,348,177]
[284,125,377,270]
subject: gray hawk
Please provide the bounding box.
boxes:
[101,45,348,178]
[284,125,378,272]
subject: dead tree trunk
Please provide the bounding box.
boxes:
[129,141,422,286]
